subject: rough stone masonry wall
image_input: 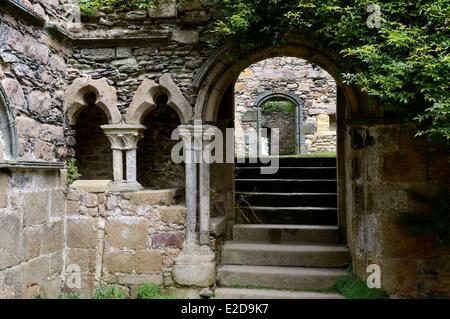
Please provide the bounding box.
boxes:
[65,187,186,297]
[348,125,450,298]
[0,168,66,298]
[234,57,337,155]
[1,3,70,299]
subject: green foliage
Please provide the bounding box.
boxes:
[33,294,46,299]
[136,282,161,299]
[67,157,81,185]
[58,292,82,299]
[136,282,182,299]
[79,0,156,16]
[210,0,450,147]
[332,272,389,299]
[93,284,126,299]
[261,100,296,115]
[397,188,450,246]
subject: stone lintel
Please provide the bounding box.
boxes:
[70,179,111,193]
[107,180,144,193]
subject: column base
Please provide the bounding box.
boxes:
[173,244,216,287]
[107,180,144,192]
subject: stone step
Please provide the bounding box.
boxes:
[236,192,337,207]
[221,242,348,267]
[235,179,337,193]
[217,265,347,290]
[235,167,336,179]
[214,288,344,299]
[236,206,337,225]
[235,157,336,168]
[232,224,339,244]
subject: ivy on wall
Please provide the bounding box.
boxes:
[79,0,156,15]
[209,0,450,147]
[78,0,450,147]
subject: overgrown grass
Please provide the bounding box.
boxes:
[94,284,126,299]
[136,282,181,299]
[58,292,82,299]
[332,272,389,299]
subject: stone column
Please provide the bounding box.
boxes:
[178,125,197,246]
[101,124,146,192]
[173,121,216,287]
[199,126,216,246]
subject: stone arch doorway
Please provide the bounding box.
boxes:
[193,40,369,243]
[253,90,304,156]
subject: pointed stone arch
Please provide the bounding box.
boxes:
[64,76,121,125]
[125,74,193,124]
[0,84,19,160]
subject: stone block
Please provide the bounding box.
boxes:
[103,251,135,273]
[116,274,163,285]
[1,266,25,299]
[24,256,50,286]
[105,218,149,249]
[49,251,64,276]
[80,48,115,61]
[81,193,98,208]
[160,206,186,224]
[135,250,163,274]
[0,213,22,268]
[50,190,65,217]
[66,188,81,201]
[151,232,184,248]
[66,200,79,215]
[172,30,199,44]
[66,249,96,273]
[0,172,8,208]
[67,218,98,249]
[42,221,64,254]
[23,191,49,226]
[128,189,181,206]
[22,225,44,261]
[148,0,177,18]
[71,180,111,193]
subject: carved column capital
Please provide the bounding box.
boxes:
[100,124,146,150]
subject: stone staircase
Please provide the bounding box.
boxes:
[215,157,348,299]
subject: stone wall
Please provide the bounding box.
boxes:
[137,105,184,189]
[73,104,113,180]
[65,187,186,297]
[234,57,337,155]
[1,8,68,162]
[1,3,69,299]
[0,168,66,298]
[348,125,450,298]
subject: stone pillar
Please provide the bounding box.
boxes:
[101,124,146,192]
[199,126,215,246]
[178,125,197,246]
[173,121,216,287]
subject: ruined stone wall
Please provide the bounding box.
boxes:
[234,57,337,155]
[0,3,69,298]
[0,168,66,298]
[348,125,450,298]
[137,106,184,189]
[74,105,113,180]
[65,187,186,297]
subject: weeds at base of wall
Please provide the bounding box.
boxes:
[32,283,182,299]
[332,272,389,299]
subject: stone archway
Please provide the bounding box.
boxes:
[64,76,121,125]
[192,39,370,244]
[125,74,193,125]
[253,89,304,155]
[0,84,19,160]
